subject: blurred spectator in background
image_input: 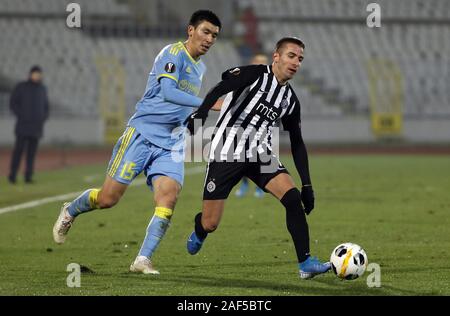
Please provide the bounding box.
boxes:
[249,53,269,66]
[234,4,261,61]
[235,53,269,198]
[8,65,49,184]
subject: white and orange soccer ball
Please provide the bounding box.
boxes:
[330,243,368,280]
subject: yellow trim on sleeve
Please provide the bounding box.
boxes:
[157,73,178,83]
[169,42,184,56]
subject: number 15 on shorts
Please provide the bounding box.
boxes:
[120,162,136,180]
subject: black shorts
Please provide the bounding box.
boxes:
[203,158,289,200]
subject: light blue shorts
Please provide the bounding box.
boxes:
[106,126,184,190]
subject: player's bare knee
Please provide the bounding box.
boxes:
[154,188,179,208]
[154,193,177,206]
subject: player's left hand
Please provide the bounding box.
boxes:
[185,110,207,135]
[301,185,315,215]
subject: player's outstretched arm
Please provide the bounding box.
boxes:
[184,81,230,135]
[160,77,203,107]
[185,64,265,134]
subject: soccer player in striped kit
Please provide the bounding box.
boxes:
[185,37,331,279]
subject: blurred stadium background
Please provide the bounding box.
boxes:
[0,0,449,152]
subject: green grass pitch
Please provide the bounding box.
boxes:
[0,154,449,295]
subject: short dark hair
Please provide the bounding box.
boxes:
[189,10,221,30]
[275,37,305,52]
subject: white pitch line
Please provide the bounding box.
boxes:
[0,166,205,215]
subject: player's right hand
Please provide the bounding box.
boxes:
[185,111,207,135]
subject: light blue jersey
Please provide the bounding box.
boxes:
[128,41,206,150]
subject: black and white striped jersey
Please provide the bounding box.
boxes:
[208,64,301,162]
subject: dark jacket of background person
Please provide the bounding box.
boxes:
[8,66,50,184]
[10,79,49,138]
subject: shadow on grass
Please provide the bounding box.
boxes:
[81,260,432,296]
[109,270,419,296]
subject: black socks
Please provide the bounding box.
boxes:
[194,212,208,240]
[280,188,310,263]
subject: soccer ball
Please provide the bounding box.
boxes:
[330,243,368,280]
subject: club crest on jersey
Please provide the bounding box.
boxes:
[165,62,176,73]
[280,98,289,109]
[186,66,192,74]
[206,180,216,193]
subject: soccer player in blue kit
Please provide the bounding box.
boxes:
[52,10,222,274]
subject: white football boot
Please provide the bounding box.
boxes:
[52,203,75,244]
[129,256,160,275]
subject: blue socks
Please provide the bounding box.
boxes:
[138,207,173,258]
[67,189,99,217]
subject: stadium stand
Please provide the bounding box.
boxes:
[0,15,241,117]
[245,0,450,19]
[0,0,130,16]
[259,21,450,115]
[0,0,448,119]
[251,0,450,115]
